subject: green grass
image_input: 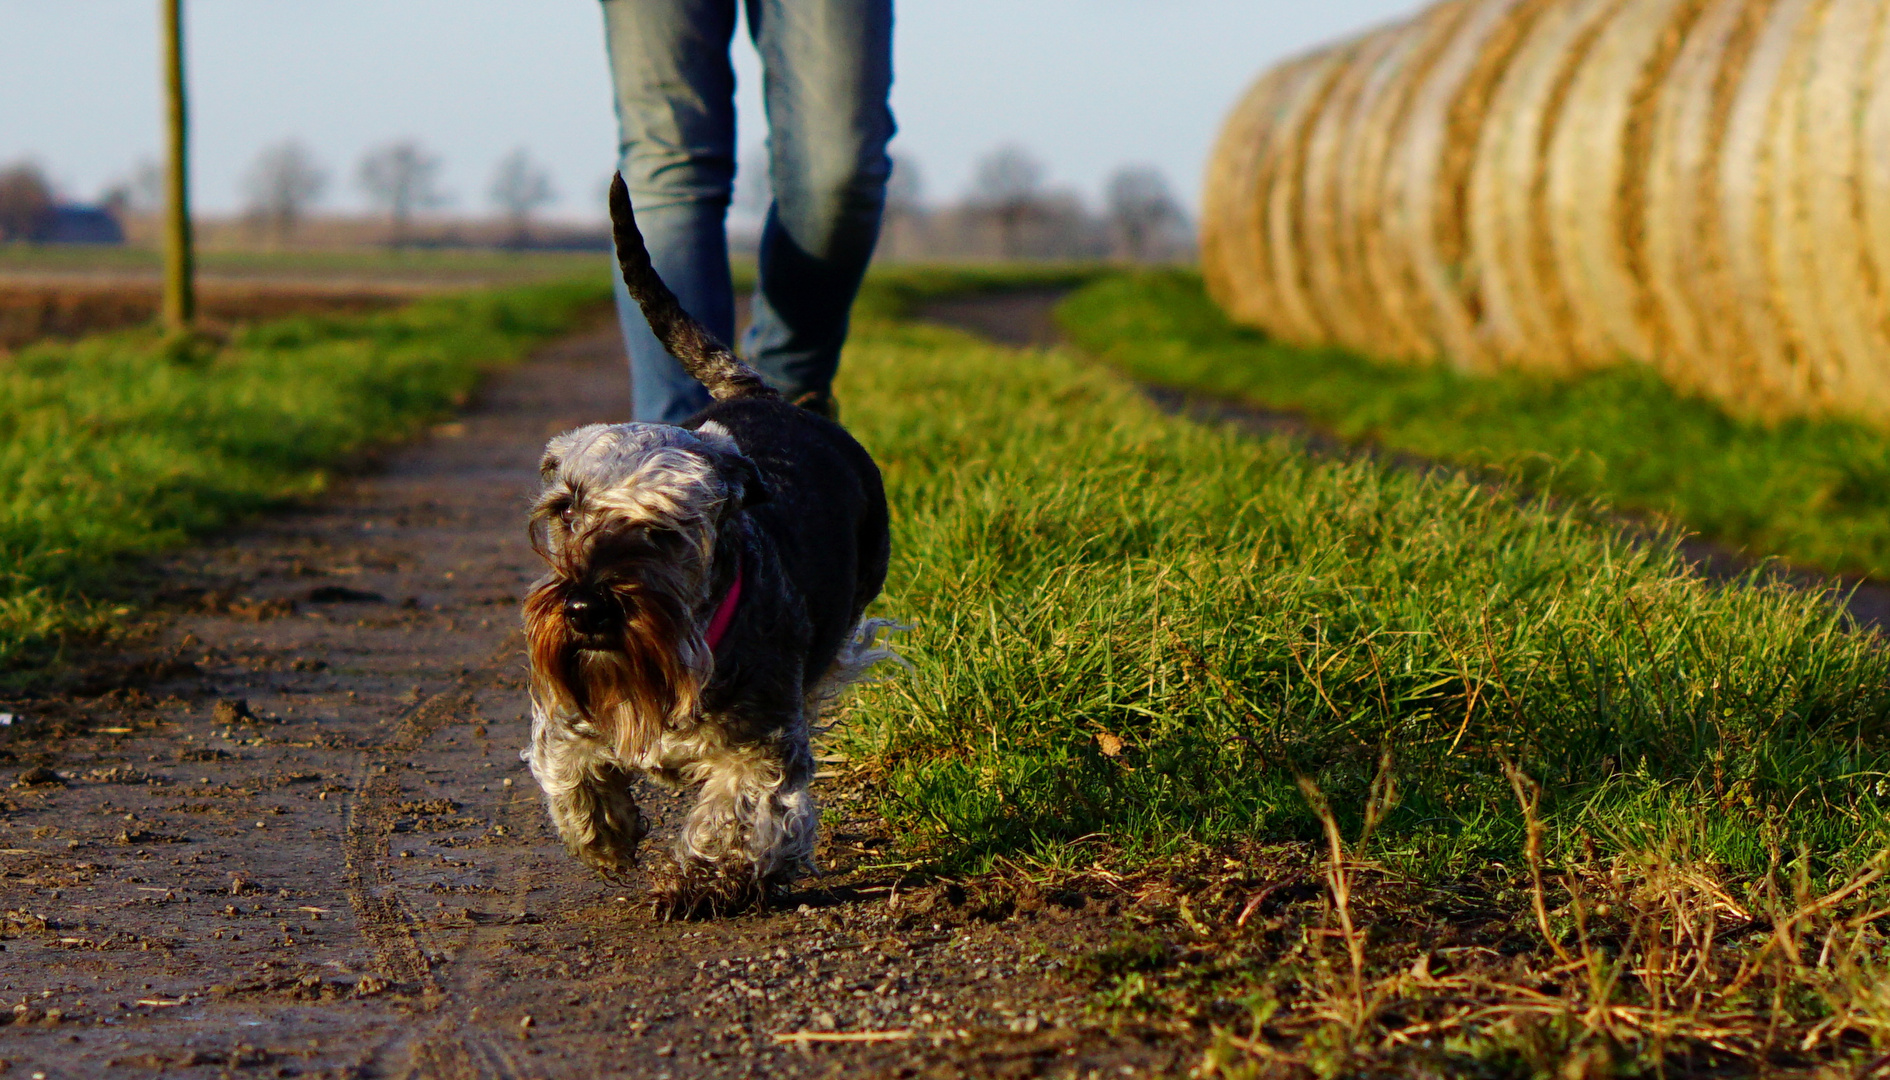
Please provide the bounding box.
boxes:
[0,280,608,673]
[848,263,1108,320]
[0,242,614,285]
[832,286,1890,883]
[1056,269,1890,580]
[828,285,1890,1070]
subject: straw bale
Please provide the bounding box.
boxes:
[1351,0,1489,360]
[1780,0,1886,409]
[1863,2,1890,376]
[1640,0,1760,401]
[1201,55,1345,338]
[1714,0,1815,408]
[1202,0,1890,424]
[1388,0,1559,371]
[1201,60,1311,327]
[1259,49,1358,347]
[1547,0,1706,368]
[1302,29,1408,355]
[1465,0,1625,368]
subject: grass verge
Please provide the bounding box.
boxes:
[1057,269,1890,581]
[831,284,1890,1072]
[0,243,615,286]
[0,281,608,674]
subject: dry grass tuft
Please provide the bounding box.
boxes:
[1094,766,1890,1077]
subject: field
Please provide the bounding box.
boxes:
[0,246,618,350]
[0,245,612,285]
[1,268,1889,1075]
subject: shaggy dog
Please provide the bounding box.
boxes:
[521,174,894,912]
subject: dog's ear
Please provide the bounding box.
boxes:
[694,421,771,509]
[540,424,614,484]
[727,452,771,509]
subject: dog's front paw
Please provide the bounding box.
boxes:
[555,791,647,877]
[649,863,777,919]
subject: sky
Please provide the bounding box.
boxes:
[1,0,1426,223]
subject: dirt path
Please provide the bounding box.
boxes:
[0,325,1182,1079]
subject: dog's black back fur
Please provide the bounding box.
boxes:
[687,399,889,701]
[609,169,889,715]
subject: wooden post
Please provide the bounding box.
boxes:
[160,0,195,331]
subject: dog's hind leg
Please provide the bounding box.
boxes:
[523,709,646,873]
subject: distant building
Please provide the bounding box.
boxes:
[35,205,125,245]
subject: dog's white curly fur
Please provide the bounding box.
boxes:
[525,615,899,886]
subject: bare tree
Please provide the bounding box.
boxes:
[970,145,1046,258]
[99,159,162,219]
[358,140,446,246]
[0,162,53,242]
[489,148,555,248]
[242,141,327,246]
[1105,164,1184,262]
[885,154,925,216]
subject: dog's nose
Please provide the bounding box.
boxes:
[563,591,616,635]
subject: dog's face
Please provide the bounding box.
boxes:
[523,421,766,757]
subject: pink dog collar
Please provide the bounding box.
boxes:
[704,563,743,651]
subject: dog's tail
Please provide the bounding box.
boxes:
[609,173,778,403]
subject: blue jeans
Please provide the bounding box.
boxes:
[601,0,895,423]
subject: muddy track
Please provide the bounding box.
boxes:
[0,324,1185,1079]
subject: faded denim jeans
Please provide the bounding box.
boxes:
[601,0,895,423]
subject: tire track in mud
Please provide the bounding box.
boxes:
[343,642,540,1080]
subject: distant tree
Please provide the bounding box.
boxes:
[885,154,925,216]
[358,140,446,246]
[133,159,164,211]
[99,159,162,219]
[242,141,327,246]
[970,145,1046,258]
[0,163,54,242]
[1105,164,1184,262]
[489,148,555,248]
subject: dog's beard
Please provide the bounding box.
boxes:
[524,568,708,760]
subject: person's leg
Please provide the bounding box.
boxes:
[743,0,895,407]
[600,0,741,423]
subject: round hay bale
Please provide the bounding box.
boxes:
[1201,0,1890,423]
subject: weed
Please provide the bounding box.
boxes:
[1078,931,1174,983]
